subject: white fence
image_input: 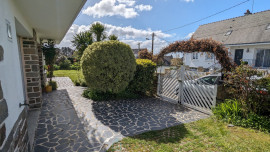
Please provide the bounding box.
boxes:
[157,66,218,114]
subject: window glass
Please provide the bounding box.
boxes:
[225,30,233,36]
[255,49,270,68]
[198,76,217,85]
[192,53,198,59]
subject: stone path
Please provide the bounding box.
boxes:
[34,77,209,152]
[33,82,95,151]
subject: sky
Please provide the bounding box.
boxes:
[58,0,270,54]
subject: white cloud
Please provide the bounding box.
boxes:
[58,22,172,54]
[117,0,135,6]
[82,0,152,18]
[183,0,194,2]
[135,4,152,11]
[185,32,194,39]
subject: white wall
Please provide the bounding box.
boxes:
[229,44,270,67]
[183,52,221,69]
[0,0,29,148]
[183,44,270,69]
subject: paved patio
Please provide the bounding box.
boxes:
[34,77,209,152]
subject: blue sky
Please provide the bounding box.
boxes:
[59,0,270,54]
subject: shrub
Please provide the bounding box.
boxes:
[127,59,157,95]
[53,64,60,70]
[81,41,136,93]
[48,81,57,90]
[70,62,80,70]
[138,49,152,60]
[59,59,71,70]
[213,99,270,133]
[213,99,242,119]
[224,62,269,115]
[83,89,140,101]
[74,71,87,87]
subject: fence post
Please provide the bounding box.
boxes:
[212,84,218,108]
[178,66,185,104]
[157,73,163,96]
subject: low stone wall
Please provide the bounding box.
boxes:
[0,108,30,152]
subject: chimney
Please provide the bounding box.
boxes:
[244,9,252,16]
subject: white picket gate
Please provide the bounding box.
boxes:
[157,66,218,114]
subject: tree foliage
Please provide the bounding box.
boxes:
[42,39,56,81]
[90,22,106,42]
[138,49,153,60]
[72,22,120,60]
[108,34,118,40]
[72,31,93,60]
[81,41,136,93]
[157,38,234,71]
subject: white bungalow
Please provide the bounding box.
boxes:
[184,10,270,71]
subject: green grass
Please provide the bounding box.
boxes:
[53,70,82,82]
[109,118,270,152]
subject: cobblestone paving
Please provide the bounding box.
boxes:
[33,82,96,151]
[34,77,209,152]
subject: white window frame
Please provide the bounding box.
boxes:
[192,52,198,60]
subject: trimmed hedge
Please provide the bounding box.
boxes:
[81,41,136,93]
[127,59,156,95]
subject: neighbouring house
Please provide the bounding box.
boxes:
[184,10,270,71]
[132,48,147,58]
[163,55,173,66]
[0,0,86,151]
[156,55,175,74]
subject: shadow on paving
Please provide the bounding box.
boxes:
[34,89,100,152]
[91,98,202,138]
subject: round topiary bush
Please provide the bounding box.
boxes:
[81,41,136,93]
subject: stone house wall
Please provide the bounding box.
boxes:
[21,37,43,109]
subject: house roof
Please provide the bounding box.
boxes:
[163,55,173,66]
[193,10,270,45]
[132,48,147,54]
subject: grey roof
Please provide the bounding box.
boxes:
[163,55,173,66]
[132,48,147,54]
[193,10,270,45]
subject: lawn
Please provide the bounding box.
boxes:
[53,70,81,82]
[109,118,270,152]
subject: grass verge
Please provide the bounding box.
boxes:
[53,70,81,82]
[109,117,270,152]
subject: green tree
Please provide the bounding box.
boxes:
[42,39,56,81]
[72,31,93,60]
[108,34,118,40]
[90,22,106,42]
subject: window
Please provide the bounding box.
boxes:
[255,49,270,68]
[266,24,270,30]
[192,53,198,60]
[198,76,218,85]
[205,53,214,60]
[225,30,233,36]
